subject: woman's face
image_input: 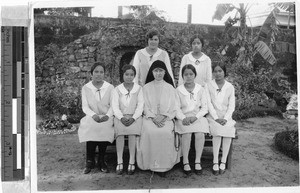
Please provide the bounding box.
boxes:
[213,66,225,81]
[152,67,165,81]
[148,35,159,49]
[92,65,105,83]
[123,69,135,84]
[183,68,196,84]
[192,38,202,53]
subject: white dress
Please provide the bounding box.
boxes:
[178,52,212,86]
[78,81,115,143]
[132,48,175,86]
[205,80,236,138]
[111,83,144,136]
[136,80,180,172]
[176,83,209,134]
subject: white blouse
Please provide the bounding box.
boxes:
[206,80,235,121]
[176,83,208,120]
[132,48,174,85]
[178,52,212,86]
[81,81,114,117]
[112,83,144,120]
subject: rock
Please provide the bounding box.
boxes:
[69,55,76,62]
[88,46,96,53]
[286,94,298,111]
[69,67,81,73]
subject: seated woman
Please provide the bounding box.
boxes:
[136,60,180,177]
[176,64,209,175]
[112,65,144,175]
[205,62,236,175]
[78,62,114,174]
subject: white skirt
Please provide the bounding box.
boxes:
[176,116,209,134]
[78,116,114,143]
[207,115,236,138]
[114,117,142,136]
[136,117,180,172]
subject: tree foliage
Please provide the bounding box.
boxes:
[123,5,167,21]
[34,7,92,17]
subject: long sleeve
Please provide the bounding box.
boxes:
[196,90,208,118]
[159,89,177,119]
[178,55,187,86]
[132,51,140,85]
[132,89,144,120]
[205,85,218,120]
[164,52,175,85]
[105,87,114,117]
[175,92,186,120]
[111,88,123,120]
[143,88,156,118]
[224,87,235,121]
[81,87,97,117]
[206,58,212,83]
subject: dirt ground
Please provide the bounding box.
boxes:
[36,116,299,191]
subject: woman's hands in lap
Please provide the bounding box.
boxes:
[182,116,197,126]
[152,115,167,128]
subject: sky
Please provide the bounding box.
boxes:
[0,0,294,26]
[91,1,276,26]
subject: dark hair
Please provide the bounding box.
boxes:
[90,62,105,75]
[145,60,174,87]
[146,28,160,40]
[190,34,205,47]
[212,62,227,77]
[181,64,197,78]
[122,64,136,76]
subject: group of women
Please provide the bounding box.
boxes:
[77,29,236,177]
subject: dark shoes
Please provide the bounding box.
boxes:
[212,163,219,175]
[183,163,192,175]
[127,164,135,175]
[116,163,123,175]
[219,162,226,175]
[83,160,95,174]
[194,163,203,175]
[99,161,109,173]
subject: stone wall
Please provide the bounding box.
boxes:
[35,15,227,92]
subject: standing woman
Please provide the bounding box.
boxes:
[178,34,212,86]
[176,64,209,175]
[78,62,114,174]
[112,65,144,175]
[136,60,179,177]
[206,62,236,175]
[132,28,175,86]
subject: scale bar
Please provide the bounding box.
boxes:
[12,99,17,134]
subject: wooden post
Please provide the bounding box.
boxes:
[187,4,192,24]
[118,6,123,18]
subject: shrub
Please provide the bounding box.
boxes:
[233,106,282,120]
[274,127,299,161]
[36,83,84,121]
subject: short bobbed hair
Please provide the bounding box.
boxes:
[181,64,197,78]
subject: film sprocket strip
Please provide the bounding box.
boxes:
[1,26,28,181]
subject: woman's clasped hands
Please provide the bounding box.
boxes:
[182,116,197,126]
[215,118,227,126]
[92,114,109,123]
[152,114,167,128]
[121,114,135,127]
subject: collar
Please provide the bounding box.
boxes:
[86,81,110,90]
[141,48,162,58]
[177,83,202,95]
[187,52,209,62]
[118,83,140,95]
[211,79,229,90]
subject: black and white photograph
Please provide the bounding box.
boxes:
[1,0,299,192]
